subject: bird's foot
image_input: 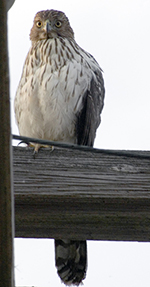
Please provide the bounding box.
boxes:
[33,144,54,158]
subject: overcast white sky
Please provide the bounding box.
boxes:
[8,0,150,286]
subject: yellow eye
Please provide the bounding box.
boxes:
[55,21,62,28]
[36,21,42,28]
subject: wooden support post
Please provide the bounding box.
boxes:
[0,1,14,287]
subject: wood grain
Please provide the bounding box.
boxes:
[14,146,150,241]
[0,2,14,286]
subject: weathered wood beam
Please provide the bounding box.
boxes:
[0,1,14,287]
[13,146,150,242]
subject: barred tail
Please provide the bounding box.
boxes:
[55,239,87,285]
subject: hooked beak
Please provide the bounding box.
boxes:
[43,20,52,33]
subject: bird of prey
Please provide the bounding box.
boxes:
[14,9,105,285]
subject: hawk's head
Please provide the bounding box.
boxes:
[30,9,74,42]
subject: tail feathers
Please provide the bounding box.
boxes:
[55,239,87,285]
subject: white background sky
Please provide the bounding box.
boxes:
[8,0,150,286]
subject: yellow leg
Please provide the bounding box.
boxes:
[32,143,54,158]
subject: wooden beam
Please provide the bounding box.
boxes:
[0,1,14,287]
[14,146,150,242]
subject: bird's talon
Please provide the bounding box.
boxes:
[33,149,38,159]
[18,140,29,146]
[50,146,54,152]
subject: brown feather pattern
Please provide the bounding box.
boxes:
[14,9,105,285]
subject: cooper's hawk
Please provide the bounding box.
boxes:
[14,9,105,285]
